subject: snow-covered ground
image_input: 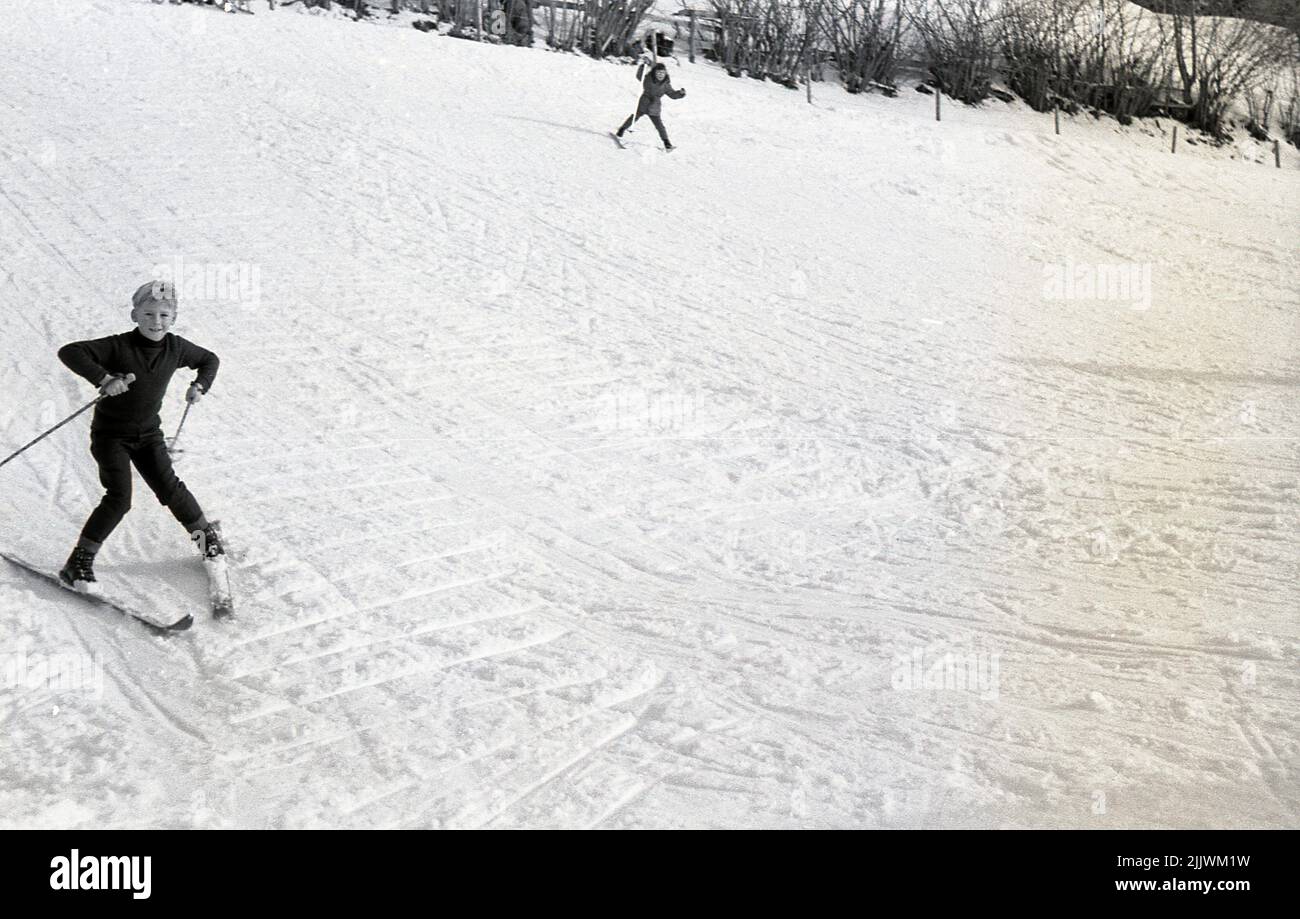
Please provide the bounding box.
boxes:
[0,0,1296,829]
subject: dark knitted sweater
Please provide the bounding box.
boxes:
[58,330,219,436]
[637,71,685,116]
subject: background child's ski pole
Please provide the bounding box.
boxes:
[624,42,655,136]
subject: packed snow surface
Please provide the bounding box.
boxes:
[0,0,1296,828]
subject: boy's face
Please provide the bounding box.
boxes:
[132,303,176,341]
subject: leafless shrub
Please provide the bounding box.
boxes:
[1278,68,1300,146]
[907,0,1000,104]
[585,0,654,57]
[709,1,825,85]
[819,1,908,93]
[1243,75,1277,137]
[1160,1,1297,136]
[1000,0,1065,111]
[1001,1,1170,121]
[541,0,653,57]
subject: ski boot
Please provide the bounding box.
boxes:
[59,546,100,594]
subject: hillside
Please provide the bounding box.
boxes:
[0,0,1296,828]
[1134,1,1300,35]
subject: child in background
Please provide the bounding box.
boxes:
[615,62,686,151]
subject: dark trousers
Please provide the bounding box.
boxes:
[617,112,671,147]
[81,431,203,545]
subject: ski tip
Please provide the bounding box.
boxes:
[4,552,192,634]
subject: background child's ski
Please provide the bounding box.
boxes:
[0,552,193,633]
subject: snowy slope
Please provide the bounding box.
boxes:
[0,0,1296,829]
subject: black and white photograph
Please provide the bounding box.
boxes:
[0,0,1295,861]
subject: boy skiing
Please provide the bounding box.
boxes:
[56,281,224,597]
[614,61,686,151]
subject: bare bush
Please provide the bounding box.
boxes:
[907,0,1000,104]
[1000,0,1067,111]
[711,0,764,76]
[820,1,908,93]
[445,0,480,38]
[1063,2,1170,122]
[709,1,825,85]
[542,1,654,57]
[585,0,655,57]
[1278,68,1300,147]
[1161,1,1298,136]
[1001,1,1170,121]
[1243,74,1277,137]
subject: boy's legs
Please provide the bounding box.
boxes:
[130,433,207,535]
[648,115,671,148]
[616,113,637,137]
[79,437,134,550]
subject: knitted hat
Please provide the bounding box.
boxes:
[132,280,177,310]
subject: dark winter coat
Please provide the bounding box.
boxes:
[635,69,685,117]
[58,330,219,437]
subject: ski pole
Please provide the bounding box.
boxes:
[0,374,134,472]
[625,44,654,136]
[167,402,193,455]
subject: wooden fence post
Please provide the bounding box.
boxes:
[806,65,812,104]
[1171,124,1177,153]
[688,10,696,64]
[935,87,941,122]
[1054,104,1060,135]
[476,0,483,40]
[1276,139,1282,169]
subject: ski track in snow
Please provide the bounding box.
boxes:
[0,0,1296,828]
